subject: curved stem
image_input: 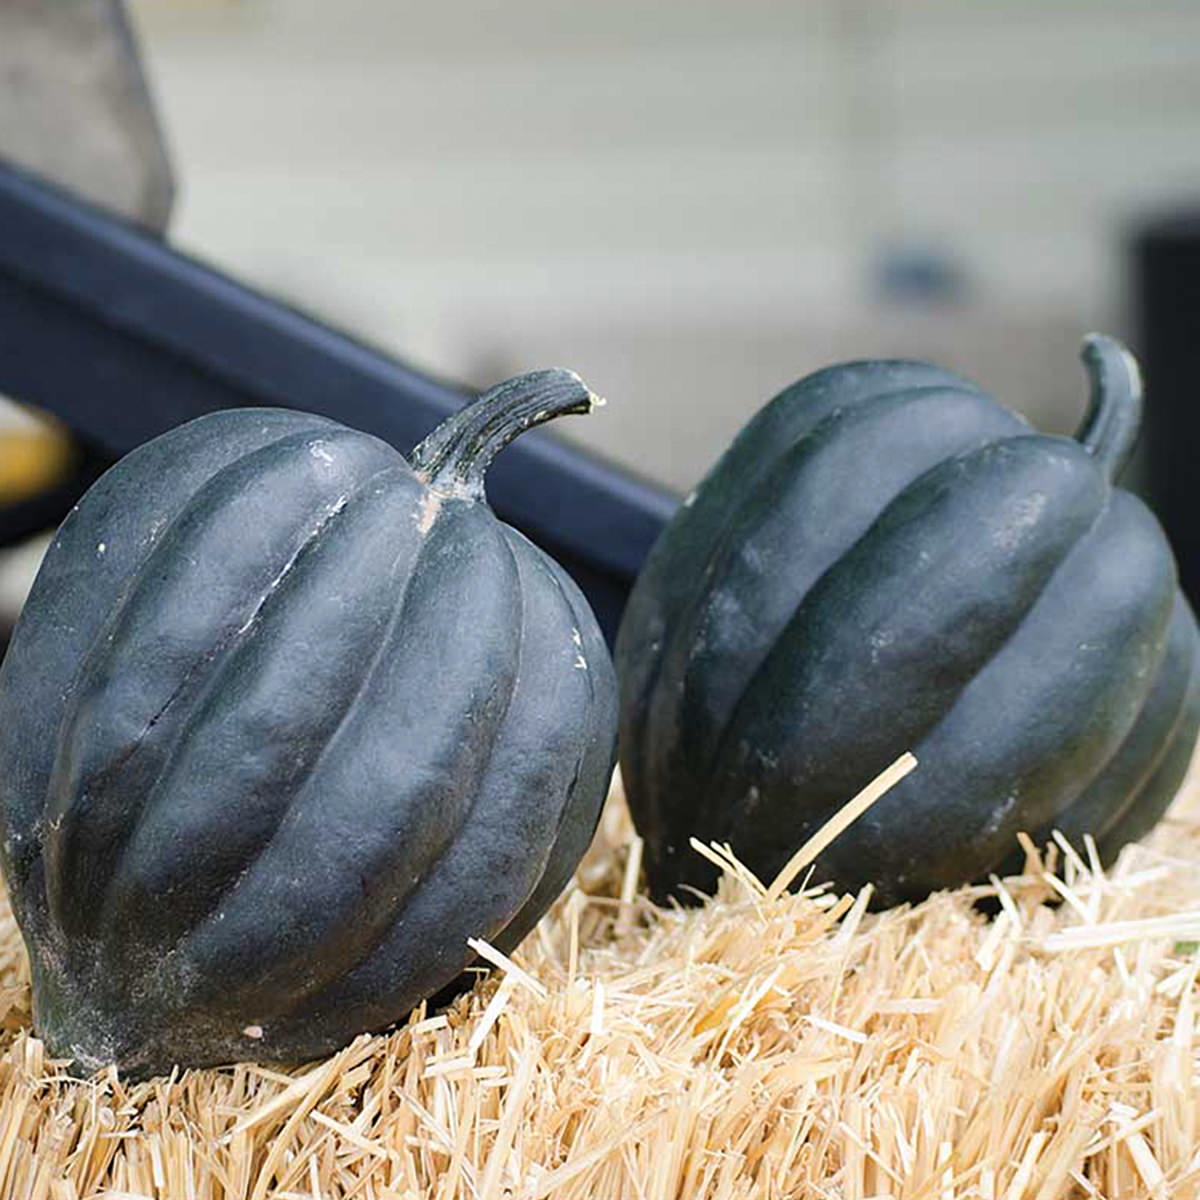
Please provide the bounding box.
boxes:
[1074,333,1144,482]
[410,368,601,500]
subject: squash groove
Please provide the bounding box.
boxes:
[1097,636,1200,857]
[687,437,1108,882]
[615,368,991,811]
[266,525,608,1037]
[98,465,426,958]
[1006,594,1198,870]
[174,501,525,1015]
[41,429,398,939]
[493,535,615,954]
[1,414,342,930]
[638,388,1029,855]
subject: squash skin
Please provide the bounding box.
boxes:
[616,338,1200,907]
[0,373,616,1076]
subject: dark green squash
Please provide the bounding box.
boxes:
[616,336,1200,908]
[0,370,617,1076]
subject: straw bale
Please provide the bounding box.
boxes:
[0,757,1197,1199]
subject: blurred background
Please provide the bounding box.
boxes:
[2,0,1199,644]
[121,0,1200,485]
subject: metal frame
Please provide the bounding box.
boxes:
[0,160,677,639]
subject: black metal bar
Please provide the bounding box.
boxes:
[0,159,677,638]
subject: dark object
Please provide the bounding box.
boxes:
[874,242,968,305]
[616,336,1200,908]
[0,370,617,1076]
[1133,210,1200,610]
[0,160,676,641]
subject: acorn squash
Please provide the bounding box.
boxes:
[616,336,1200,907]
[0,369,617,1075]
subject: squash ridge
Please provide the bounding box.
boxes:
[0,414,339,942]
[616,372,985,693]
[261,528,590,1033]
[227,468,439,836]
[654,392,1021,699]
[849,492,1177,897]
[54,423,359,736]
[41,428,398,938]
[1096,629,1200,858]
[173,500,525,1014]
[942,495,1181,867]
[267,513,538,1022]
[635,391,1027,863]
[690,436,1110,875]
[493,534,609,953]
[96,462,415,949]
[30,424,345,815]
[105,479,352,772]
[623,384,983,810]
[308,542,610,1033]
[1078,599,1200,852]
[52,428,387,771]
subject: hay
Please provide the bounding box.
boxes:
[0,761,1199,1199]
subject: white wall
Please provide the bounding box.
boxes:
[126,0,1200,491]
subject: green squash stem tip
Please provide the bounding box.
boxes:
[1075,333,1144,482]
[410,368,602,499]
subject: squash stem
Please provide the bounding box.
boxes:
[1074,334,1144,482]
[410,368,601,499]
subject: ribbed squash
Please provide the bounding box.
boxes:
[0,370,617,1076]
[616,336,1200,907]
